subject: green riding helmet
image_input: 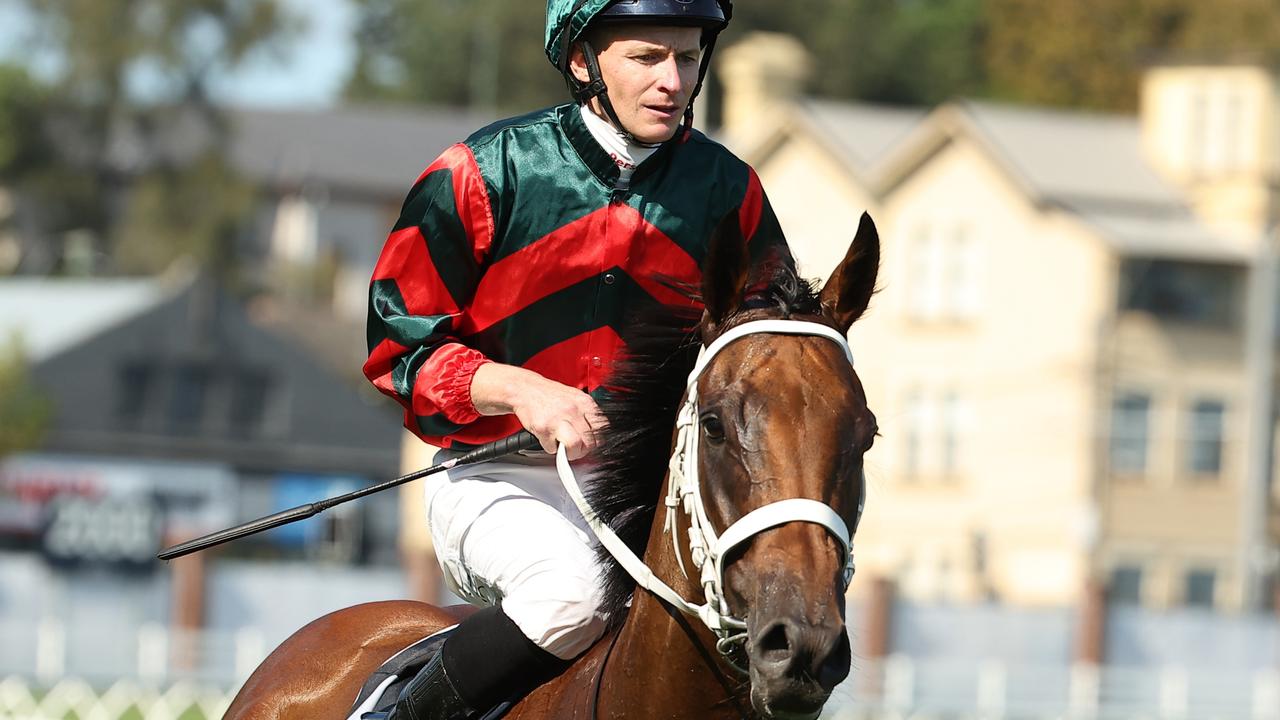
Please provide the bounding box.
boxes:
[544,0,733,143]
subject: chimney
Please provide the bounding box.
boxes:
[1139,62,1279,239]
[718,32,812,149]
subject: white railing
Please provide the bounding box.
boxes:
[2,620,267,687]
[4,624,1279,720]
[819,657,1280,720]
[0,677,233,720]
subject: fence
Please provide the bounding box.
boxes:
[1,619,266,688]
[4,657,1279,720]
[0,677,231,720]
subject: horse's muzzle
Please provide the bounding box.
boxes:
[746,607,851,719]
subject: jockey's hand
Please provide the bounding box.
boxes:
[469,363,606,460]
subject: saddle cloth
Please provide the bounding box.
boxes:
[344,626,512,720]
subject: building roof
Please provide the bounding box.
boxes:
[227,105,498,198]
[0,278,171,362]
[788,96,1250,262]
[798,99,927,174]
[957,101,1186,209]
[103,104,498,200]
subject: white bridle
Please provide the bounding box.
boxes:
[556,319,864,663]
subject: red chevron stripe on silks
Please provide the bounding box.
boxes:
[404,144,494,268]
[523,326,625,393]
[407,328,624,448]
[363,224,463,403]
[459,204,701,334]
[371,226,460,316]
[438,144,495,264]
[424,413,525,449]
[739,166,765,242]
[364,336,408,398]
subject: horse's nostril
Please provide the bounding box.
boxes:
[759,621,792,660]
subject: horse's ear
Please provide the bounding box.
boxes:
[702,210,750,330]
[820,212,880,333]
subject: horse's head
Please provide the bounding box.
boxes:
[693,212,879,718]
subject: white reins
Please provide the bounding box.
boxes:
[555,319,862,663]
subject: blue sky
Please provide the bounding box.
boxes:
[0,0,357,108]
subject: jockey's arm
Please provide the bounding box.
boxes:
[470,363,605,460]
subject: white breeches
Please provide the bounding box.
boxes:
[424,451,609,660]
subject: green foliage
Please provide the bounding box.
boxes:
[346,0,565,112]
[0,337,51,458]
[0,65,52,178]
[112,151,255,275]
[345,0,987,110]
[984,0,1280,110]
[17,0,297,108]
[11,0,296,274]
[727,0,988,106]
[346,0,1280,113]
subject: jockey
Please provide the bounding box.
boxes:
[363,1,792,717]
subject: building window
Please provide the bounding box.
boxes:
[948,223,980,318]
[115,362,155,421]
[1118,259,1241,328]
[902,387,969,481]
[1187,399,1225,477]
[941,391,964,477]
[230,369,272,436]
[169,363,211,429]
[907,221,981,322]
[1188,80,1249,176]
[1108,565,1143,605]
[903,387,927,481]
[1184,568,1217,608]
[1110,392,1151,476]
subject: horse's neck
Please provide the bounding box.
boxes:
[594,496,755,719]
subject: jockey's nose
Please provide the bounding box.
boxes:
[655,56,683,95]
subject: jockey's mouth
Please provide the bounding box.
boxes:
[644,103,680,119]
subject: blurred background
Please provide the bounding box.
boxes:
[1,0,1279,718]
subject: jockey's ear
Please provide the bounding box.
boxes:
[701,210,750,333]
[820,212,880,333]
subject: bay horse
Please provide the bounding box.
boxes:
[225,212,880,720]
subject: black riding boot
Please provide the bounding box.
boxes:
[388,651,476,720]
[387,606,572,720]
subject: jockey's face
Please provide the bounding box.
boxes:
[571,25,703,144]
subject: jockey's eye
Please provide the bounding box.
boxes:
[700,412,726,443]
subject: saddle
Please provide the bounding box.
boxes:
[345,626,513,720]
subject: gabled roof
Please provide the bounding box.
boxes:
[0,277,172,362]
[798,99,927,175]
[904,100,1185,210]
[779,96,1251,263]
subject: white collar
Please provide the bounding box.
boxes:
[579,104,658,182]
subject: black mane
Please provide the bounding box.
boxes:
[586,262,824,628]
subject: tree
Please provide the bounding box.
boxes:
[347,0,989,111]
[984,0,1280,110]
[0,338,51,458]
[10,0,297,274]
[346,0,565,113]
[727,0,988,106]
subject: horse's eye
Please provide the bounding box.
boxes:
[700,412,726,443]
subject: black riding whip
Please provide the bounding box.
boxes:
[157,430,540,560]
